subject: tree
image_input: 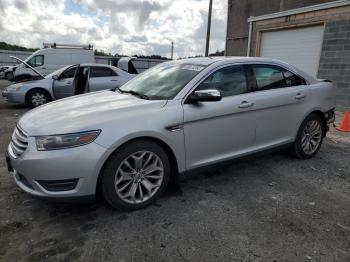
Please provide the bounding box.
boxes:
[0,42,39,52]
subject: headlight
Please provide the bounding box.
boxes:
[35,130,101,151]
[7,84,23,91]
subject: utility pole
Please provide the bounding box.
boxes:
[171,41,174,60]
[205,0,213,56]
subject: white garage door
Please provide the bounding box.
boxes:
[260,25,324,77]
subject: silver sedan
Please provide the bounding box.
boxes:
[6,57,335,210]
[2,63,133,107]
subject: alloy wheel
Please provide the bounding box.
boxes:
[31,92,47,107]
[114,150,164,204]
[301,120,322,155]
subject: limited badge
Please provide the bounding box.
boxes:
[182,65,205,71]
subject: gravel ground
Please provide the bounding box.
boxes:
[0,80,349,262]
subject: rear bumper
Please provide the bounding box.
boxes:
[324,108,335,134]
[324,108,335,124]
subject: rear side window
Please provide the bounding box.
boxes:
[90,67,117,77]
[283,70,306,87]
[252,65,286,91]
[252,65,306,91]
[196,65,248,97]
[28,55,44,67]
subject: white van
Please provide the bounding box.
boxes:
[14,43,94,81]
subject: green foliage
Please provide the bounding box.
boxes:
[94,49,112,56]
[209,50,224,56]
[131,54,169,60]
[0,42,39,52]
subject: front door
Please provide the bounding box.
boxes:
[53,65,78,99]
[183,65,256,169]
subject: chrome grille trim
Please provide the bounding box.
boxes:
[10,126,28,158]
[14,128,27,143]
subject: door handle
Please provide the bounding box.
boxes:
[239,101,254,109]
[295,93,306,100]
[111,79,119,82]
[66,81,72,85]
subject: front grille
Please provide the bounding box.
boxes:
[10,126,28,158]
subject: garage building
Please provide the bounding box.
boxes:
[225,0,350,111]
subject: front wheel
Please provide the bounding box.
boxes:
[292,114,324,159]
[101,140,171,210]
[27,89,51,107]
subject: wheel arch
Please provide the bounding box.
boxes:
[307,110,327,137]
[95,136,180,197]
[296,109,328,139]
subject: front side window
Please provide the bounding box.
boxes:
[119,63,205,99]
[90,67,117,78]
[60,66,77,79]
[196,65,248,97]
[27,55,44,67]
[252,65,306,91]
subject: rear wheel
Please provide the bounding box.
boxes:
[27,89,51,107]
[292,114,324,159]
[101,140,171,210]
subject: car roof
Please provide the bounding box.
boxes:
[79,63,114,67]
[173,56,316,83]
[175,56,291,66]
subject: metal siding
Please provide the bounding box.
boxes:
[260,25,324,77]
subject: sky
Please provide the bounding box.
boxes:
[0,0,228,58]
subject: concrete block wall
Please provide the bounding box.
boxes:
[318,19,350,111]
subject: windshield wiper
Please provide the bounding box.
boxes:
[116,87,149,100]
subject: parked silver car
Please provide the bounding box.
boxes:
[6,57,335,210]
[2,63,133,107]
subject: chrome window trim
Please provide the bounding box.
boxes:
[180,61,310,104]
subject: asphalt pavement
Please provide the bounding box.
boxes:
[0,80,349,262]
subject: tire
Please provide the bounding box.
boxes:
[27,89,51,107]
[101,139,171,210]
[292,114,325,159]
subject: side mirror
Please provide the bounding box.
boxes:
[186,89,222,103]
[52,75,59,80]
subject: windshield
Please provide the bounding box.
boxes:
[119,63,206,99]
[45,65,71,79]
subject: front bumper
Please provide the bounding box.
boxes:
[2,90,26,103]
[7,141,112,199]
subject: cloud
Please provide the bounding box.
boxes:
[0,0,227,58]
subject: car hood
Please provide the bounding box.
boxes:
[18,91,167,136]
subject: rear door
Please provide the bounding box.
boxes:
[247,64,308,148]
[89,66,120,92]
[52,65,78,99]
